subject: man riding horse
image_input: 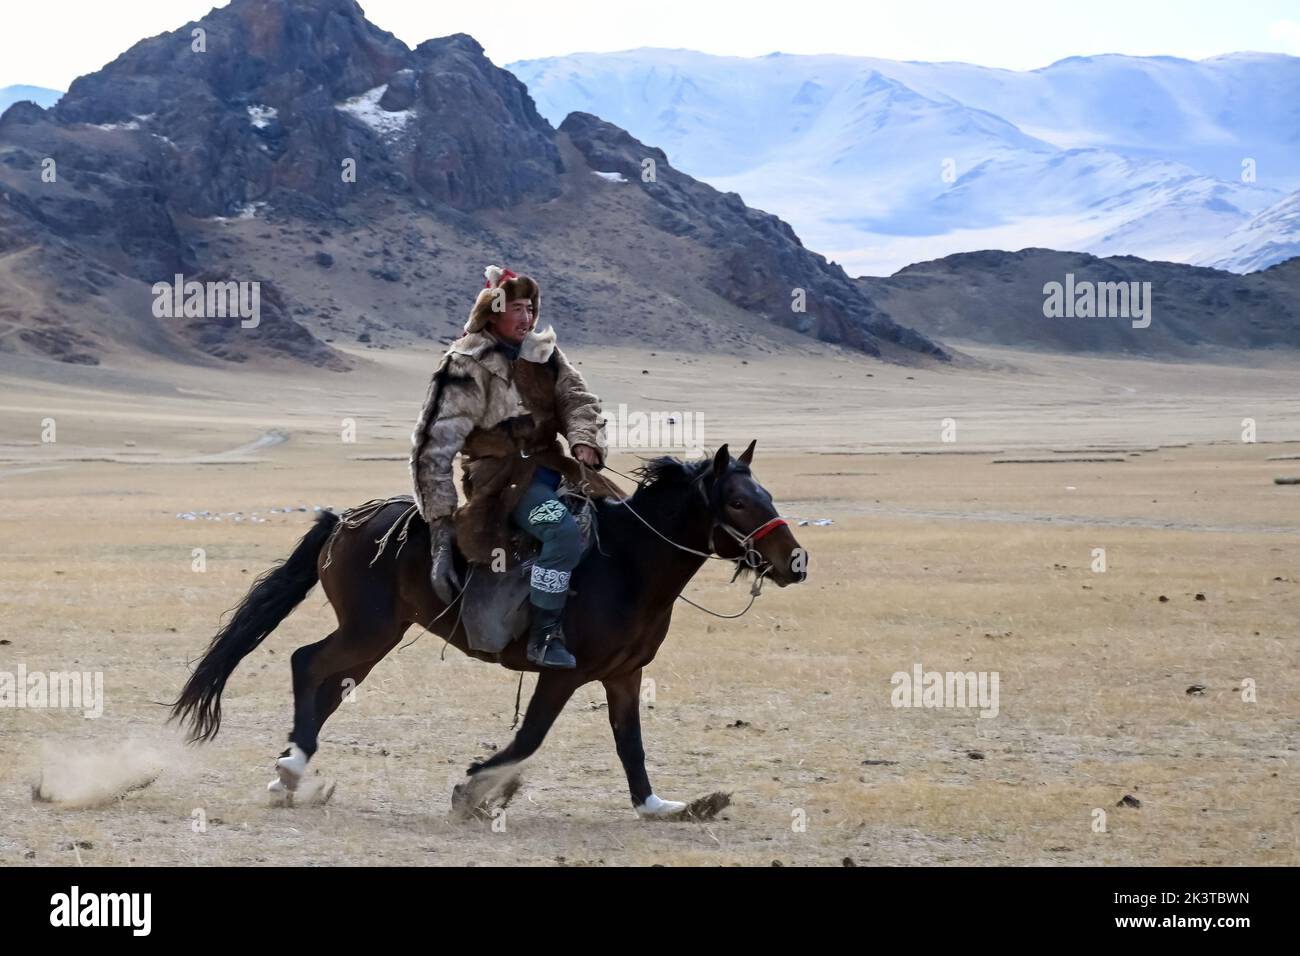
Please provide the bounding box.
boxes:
[173,271,806,812]
[409,265,621,670]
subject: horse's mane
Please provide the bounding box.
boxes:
[602,453,761,579]
[596,452,751,524]
[629,453,750,498]
[628,454,712,498]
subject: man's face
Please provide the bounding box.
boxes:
[489,297,534,345]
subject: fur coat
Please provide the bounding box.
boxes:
[409,326,622,564]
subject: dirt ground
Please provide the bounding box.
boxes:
[1,340,1297,865]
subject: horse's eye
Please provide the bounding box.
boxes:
[728,498,744,509]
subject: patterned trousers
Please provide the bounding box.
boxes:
[508,469,583,611]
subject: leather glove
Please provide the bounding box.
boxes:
[430,519,462,604]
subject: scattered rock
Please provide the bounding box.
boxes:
[1117,794,1142,808]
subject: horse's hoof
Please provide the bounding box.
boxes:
[451,766,521,821]
[275,744,308,792]
[450,781,475,820]
[267,780,294,807]
[270,777,332,807]
[635,793,688,819]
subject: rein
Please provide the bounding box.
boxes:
[600,461,787,619]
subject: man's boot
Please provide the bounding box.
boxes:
[527,605,576,669]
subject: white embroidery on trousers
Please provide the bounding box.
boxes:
[531,565,570,594]
[527,499,567,524]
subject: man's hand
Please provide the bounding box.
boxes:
[572,443,600,467]
[430,519,461,604]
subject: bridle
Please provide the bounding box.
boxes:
[696,472,789,573]
[597,462,790,616]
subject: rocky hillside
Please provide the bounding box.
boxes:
[858,250,1300,355]
[560,112,945,359]
[0,0,948,370]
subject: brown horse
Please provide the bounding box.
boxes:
[170,441,807,818]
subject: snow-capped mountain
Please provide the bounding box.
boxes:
[0,0,950,368]
[508,49,1300,275]
[1204,189,1300,273]
[0,84,63,111]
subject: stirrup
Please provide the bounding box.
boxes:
[527,630,576,669]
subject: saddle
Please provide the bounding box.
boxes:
[330,486,603,656]
[457,484,600,654]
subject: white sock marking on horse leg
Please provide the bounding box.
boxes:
[270,744,308,792]
[635,793,687,818]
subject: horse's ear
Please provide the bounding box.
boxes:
[738,439,756,465]
[711,443,730,477]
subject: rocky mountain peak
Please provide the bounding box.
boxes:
[0,0,953,370]
[39,0,559,219]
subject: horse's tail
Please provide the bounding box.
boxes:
[170,511,340,743]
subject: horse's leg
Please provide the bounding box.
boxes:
[451,670,582,815]
[274,646,396,802]
[272,626,390,793]
[313,620,410,732]
[603,669,686,818]
[313,658,379,729]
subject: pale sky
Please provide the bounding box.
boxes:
[2,0,1299,90]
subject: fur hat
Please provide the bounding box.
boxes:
[464,264,541,334]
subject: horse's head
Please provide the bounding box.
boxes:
[700,440,808,588]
